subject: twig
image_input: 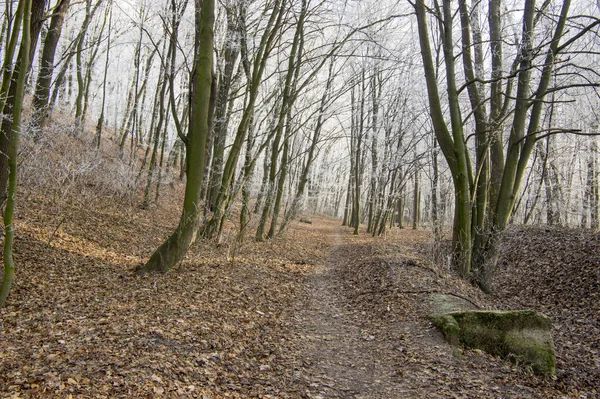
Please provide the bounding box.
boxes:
[48,215,67,245]
[356,289,481,309]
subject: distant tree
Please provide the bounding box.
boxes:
[49,0,103,114]
[255,0,308,241]
[141,0,189,209]
[31,0,71,134]
[74,0,104,127]
[95,0,113,149]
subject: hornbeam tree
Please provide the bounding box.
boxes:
[137,0,214,273]
[31,0,71,134]
[0,0,32,307]
[201,0,287,239]
[413,0,599,289]
[0,0,46,209]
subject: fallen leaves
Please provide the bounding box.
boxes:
[0,183,597,398]
[0,187,320,398]
[492,226,600,397]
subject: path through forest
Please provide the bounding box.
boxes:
[285,224,567,399]
[292,227,406,398]
[0,189,595,398]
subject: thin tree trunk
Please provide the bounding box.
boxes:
[238,115,256,242]
[203,0,286,239]
[81,1,108,129]
[49,0,102,112]
[154,108,169,202]
[267,124,290,239]
[256,0,305,242]
[254,143,271,214]
[0,0,31,307]
[95,0,112,149]
[74,0,103,125]
[412,169,419,230]
[278,59,335,234]
[431,137,440,240]
[590,140,599,229]
[206,4,240,210]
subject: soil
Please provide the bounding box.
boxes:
[0,184,598,398]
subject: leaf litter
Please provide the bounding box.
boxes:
[0,185,598,398]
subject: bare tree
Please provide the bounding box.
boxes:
[0,0,32,307]
[137,0,214,273]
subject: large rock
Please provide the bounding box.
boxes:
[429,310,556,374]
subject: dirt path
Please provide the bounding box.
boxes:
[287,225,563,399]
[291,228,421,398]
[292,229,401,398]
[0,199,582,398]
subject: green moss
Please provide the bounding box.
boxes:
[504,329,556,374]
[429,314,460,345]
[429,310,555,375]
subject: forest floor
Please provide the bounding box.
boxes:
[0,180,599,398]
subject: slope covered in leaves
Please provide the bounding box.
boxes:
[492,226,600,397]
[0,129,598,397]
[0,183,331,398]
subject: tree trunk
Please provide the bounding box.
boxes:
[142,73,168,208]
[137,0,214,273]
[81,1,108,129]
[256,0,305,242]
[414,0,472,277]
[74,0,103,125]
[590,139,599,229]
[267,126,289,239]
[31,0,71,134]
[95,0,112,149]
[206,4,240,210]
[0,0,46,209]
[398,194,404,228]
[203,0,286,239]
[49,0,102,112]
[238,115,256,242]
[254,143,271,214]
[412,169,420,230]
[278,58,335,234]
[431,137,440,240]
[0,0,31,307]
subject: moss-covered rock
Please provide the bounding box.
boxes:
[429,310,555,374]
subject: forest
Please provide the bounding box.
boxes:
[0,0,599,397]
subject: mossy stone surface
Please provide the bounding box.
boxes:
[429,310,555,375]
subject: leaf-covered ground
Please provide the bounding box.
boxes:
[1,184,598,398]
[491,226,600,398]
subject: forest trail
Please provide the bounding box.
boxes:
[292,228,405,398]
[285,223,566,399]
[0,190,596,398]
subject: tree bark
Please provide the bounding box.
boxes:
[206,3,240,211]
[137,0,214,273]
[203,0,286,239]
[95,0,112,149]
[74,0,103,125]
[0,0,46,209]
[0,0,31,307]
[414,0,472,277]
[31,0,71,134]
